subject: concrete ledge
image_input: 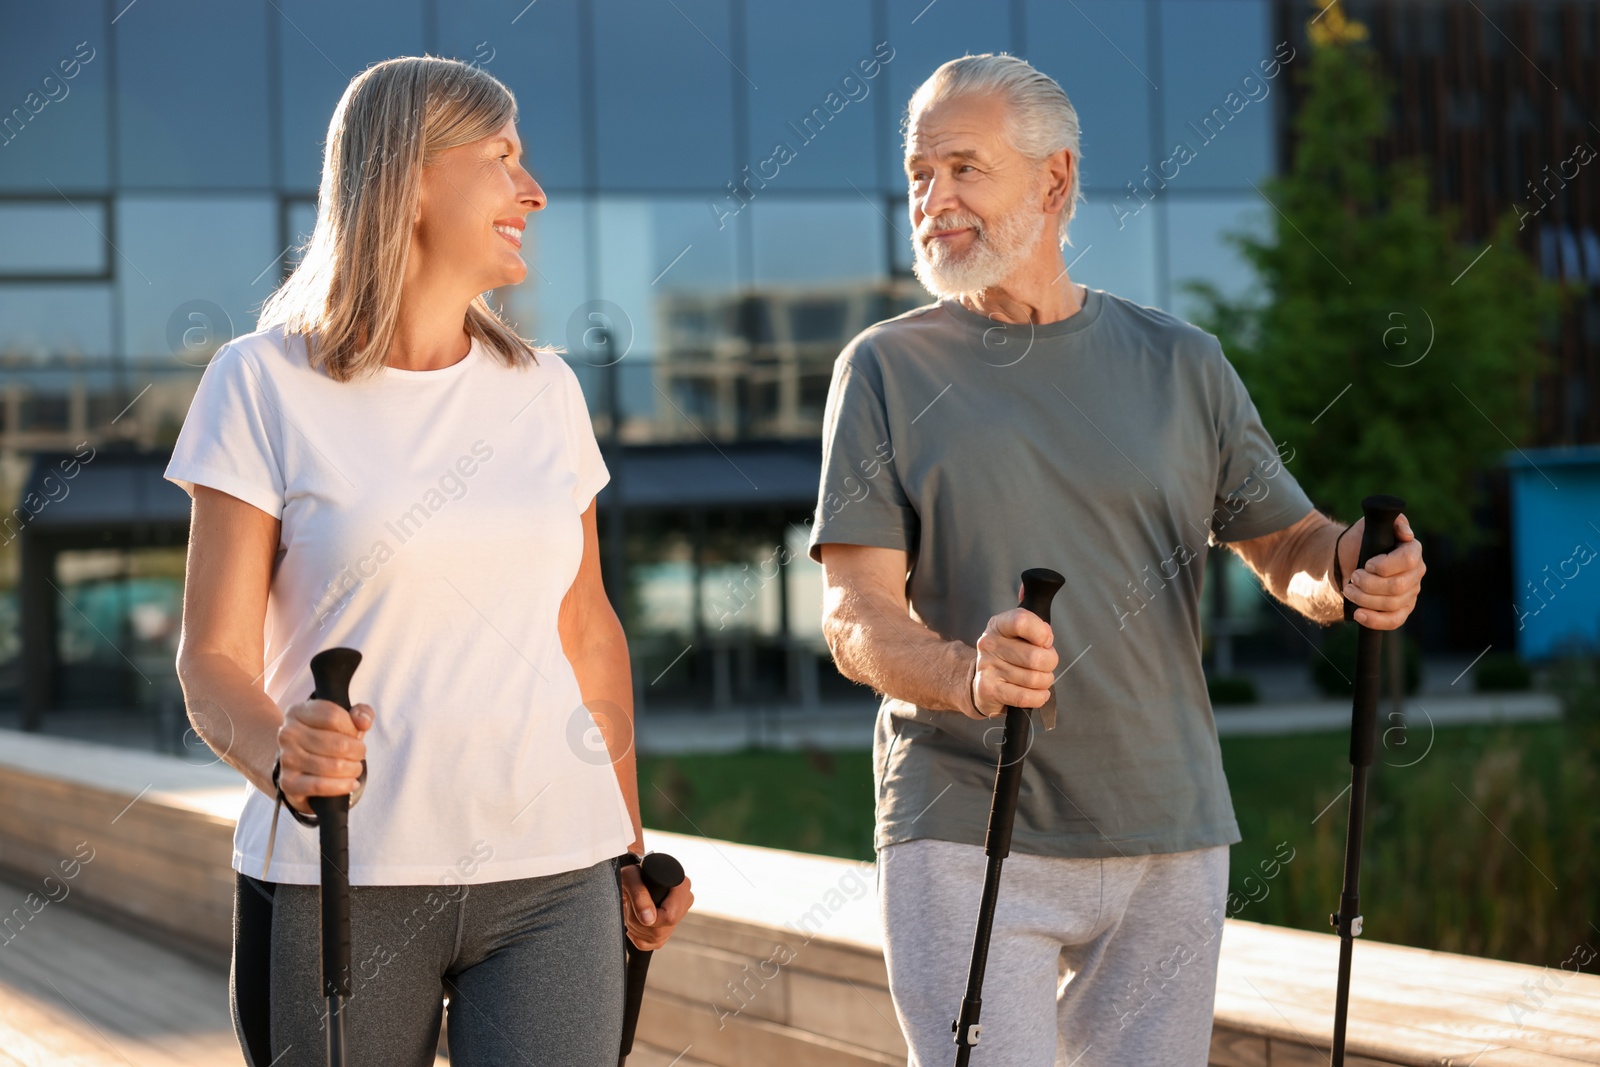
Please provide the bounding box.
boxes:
[1211,691,1561,737]
[2,729,1596,1066]
[0,731,240,961]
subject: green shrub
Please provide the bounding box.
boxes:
[1473,650,1532,692]
[1208,675,1260,705]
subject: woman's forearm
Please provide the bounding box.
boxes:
[176,650,286,797]
[566,610,644,853]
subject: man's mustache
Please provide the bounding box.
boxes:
[917,215,985,241]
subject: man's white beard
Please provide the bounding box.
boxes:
[911,193,1049,299]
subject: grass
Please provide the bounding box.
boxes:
[638,713,1600,969]
[1223,719,1598,967]
[639,747,877,860]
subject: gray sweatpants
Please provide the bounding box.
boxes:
[878,837,1229,1066]
[244,855,626,1067]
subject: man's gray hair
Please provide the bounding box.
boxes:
[905,53,1086,247]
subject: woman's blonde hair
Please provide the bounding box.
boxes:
[259,55,548,381]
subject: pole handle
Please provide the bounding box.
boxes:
[310,647,362,712]
[1016,568,1065,629]
[986,569,1065,858]
[1345,496,1404,768]
[308,647,362,1002]
[954,569,1064,1064]
[639,852,685,908]
[1343,495,1406,624]
[619,852,686,1063]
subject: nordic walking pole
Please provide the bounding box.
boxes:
[308,647,363,1067]
[618,851,686,1066]
[953,567,1065,1066]
[1329,495,1405,1067]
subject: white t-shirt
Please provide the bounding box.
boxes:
[165,324,634,886]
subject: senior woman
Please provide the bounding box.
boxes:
[168,56,691,1067]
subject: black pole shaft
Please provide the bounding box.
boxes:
[1330,496,1403,1066]
[953,568,1064,1066]
[308,647,362,1067]
[618,852,686,1065]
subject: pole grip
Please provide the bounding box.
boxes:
[1343,495,1405,624]
[619,853,686,1063]
[1346,497,1403,767]
[985,569,1065,859]
[308,647,362,1001]
[639,852,685,909]
[1016,567,1065,629]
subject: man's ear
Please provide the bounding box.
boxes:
[1043,148,1074,212]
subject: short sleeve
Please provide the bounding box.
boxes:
[560,360,610,511]
[164,343,287,519]
[806,346,918,564]
[1208,341,1314,543]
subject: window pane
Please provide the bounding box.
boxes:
[749,198,887,286]
[0,283,113,361]
[742,198,893,436]
[115,0,271,188]
[598,195,741,327]
[438,0,585,191]
[784,523,826,648]
[0,15,109,191]
[116,196,278,360]
[1165,195,1268,320]
[595,196,741,440]
[1157,0,1276,190]
[880,0,1016,193]
[1062,193,1160,311]
[496,194,592,351]
[743,1,882,191]
[277,0,426,191]
[699,521,783,637]
[0,201,107,275]
[594,0,736,190]
[1026,0,1154,197]
[285,198,318,275]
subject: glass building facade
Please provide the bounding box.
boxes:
[1,0,1287,721]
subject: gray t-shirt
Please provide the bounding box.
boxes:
[806,287,1314,858]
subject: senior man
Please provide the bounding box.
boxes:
[806,54,1425,1066]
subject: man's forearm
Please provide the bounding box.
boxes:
[1272,515,1348,625]
[825,585,977,715]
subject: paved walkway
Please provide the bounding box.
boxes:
[0,871,241,1066]
[0,868,451,1067]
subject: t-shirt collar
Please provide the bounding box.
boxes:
[937,286,1103,341]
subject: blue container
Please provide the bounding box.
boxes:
[1505,445,1600,659]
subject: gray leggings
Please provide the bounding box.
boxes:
[230,855,627,1067]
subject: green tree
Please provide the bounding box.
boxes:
[1185,0,1566,549]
